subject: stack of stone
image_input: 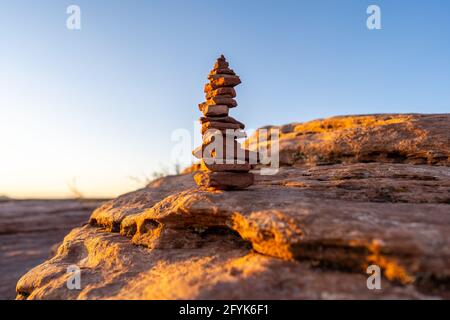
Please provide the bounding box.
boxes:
[193,55,256,190]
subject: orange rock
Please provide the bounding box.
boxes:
[15,114,450,300]
[246,114,450,167]
[207,96,237,108]
[214,55,229,69]
[214,60,229,69]
[205,87,236,99]
[201,121,244,135]
[205,76,241,91]
[199,104,229,117]
[210,76,241,89]
[194,171,254,190]
[192,138,257,163]
[195,55,254,190]
[200,116,244,128]
[202,130,247,144]
[200,159,252,172]
[209,68,235,76]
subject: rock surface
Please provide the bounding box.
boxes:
[246,114,450,166]
[15,114,450,299]
[0,200,103,299]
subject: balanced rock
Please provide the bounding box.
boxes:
[214,55,229,69]
[193,55,255,190]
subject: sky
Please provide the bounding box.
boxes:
[0,0,449,199]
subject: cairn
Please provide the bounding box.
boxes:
[193,55,256,190]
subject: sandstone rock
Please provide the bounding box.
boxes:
[203,129,247,143]
[0,200,103,299]
[200,160,253,172]
[200,116,244,127]
[205,87,236,100]
[207,96,237,108]
[89,175,194,232]
[201,121,245,135]
[214,54,229,69]
[209,76,241,89]
[192,139,258,164]
[192,138,242,159]
[209,68,236,76]
[199,104,229,117]
[15,160,450,299]
[246,114,450,166]
[17,226,434,300]
[199,97,237,110]
[204,78,242,92]
[208,73,241,81]
[14,110,450,299]
[194,171,254,190]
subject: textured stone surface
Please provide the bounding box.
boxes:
[15,162,450,299]
[16,225,434,300]
[14,114,450,300]
[201,121,244,135]
[194,171,255,190]
[199,104,229,117]
[0,200,103,299]
[246,114,450,166]
[200,160,252,172]
[89,175,194,232]
[205,87,236,99]
[207,96,237,108]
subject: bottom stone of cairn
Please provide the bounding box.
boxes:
[200,159,252,172]
[194,171,254,190]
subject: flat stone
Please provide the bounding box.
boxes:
[209,68,235,76]
[205,87,236,99]
[192,143,258,165]
[214,60,229,69]
[202,130,247,145]
[199,104,229,117]
[201,121,244,135]
[200,116,244,127]
[204,76,241,92]
[194,171,254,190]
[200,159,252,172]
[210,76,241,89]
[207,96,237,108]
[208,74,241,81]
[199,97,237,109]
[214,56,229,69]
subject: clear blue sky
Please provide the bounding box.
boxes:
[1,0,449,198]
